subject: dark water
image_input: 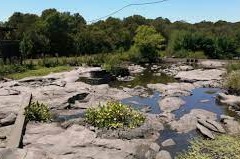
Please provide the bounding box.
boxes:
[109,66,176,88]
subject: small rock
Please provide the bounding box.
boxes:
[220,115,234,121]
[161,139,176,147]
[0,113,17,126]
[197,123,215,139]
[222,119,240,135]
[150,143,160,152]
[158,97,185,113]
[155,150,172,159]
[200,99,210,103]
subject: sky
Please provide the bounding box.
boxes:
[0,0,240,23]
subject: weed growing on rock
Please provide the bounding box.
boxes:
[85,102,145,129]
[25,101,52,122]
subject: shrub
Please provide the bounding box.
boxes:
[177,135,240,159]
[25,101,52,122]
[85,102,146,129]
[224,70,240,95]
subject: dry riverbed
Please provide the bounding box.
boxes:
[0,60,240,159]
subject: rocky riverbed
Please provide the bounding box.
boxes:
[1,60,240,159]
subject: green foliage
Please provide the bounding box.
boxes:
[167,30,238,59]
[226,61,240,73]
[224,70,240,95]
[177,135,240,159]
[7,66,71,80]
[85,102,146,129]
[134,25,165,62]
[25,101,52,122]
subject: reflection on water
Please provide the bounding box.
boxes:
[109,66,176,88]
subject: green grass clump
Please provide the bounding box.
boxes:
[6,66,71,80]
[85,102,146,129]
[177,135,240,159]
[25,101,52,122]
[224,70,240,95]
[227,61,240,73]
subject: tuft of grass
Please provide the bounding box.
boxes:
[85,102,146,129]
[177,135,240,159]
[224,70,240,95]
[25,101,52,122]
[6,66,71,80]
[226,61,240,73]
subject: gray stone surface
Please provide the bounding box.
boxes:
[161,139,176,147]
[155,150,172,159]
[170,109,217,133]
[22,123,158,159]
[196,123,215,139]
[0,113,16,127]
[158,97,185,112]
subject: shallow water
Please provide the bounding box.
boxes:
[121,91,161,114]
[109,66,176,88]
[121,87,239,157]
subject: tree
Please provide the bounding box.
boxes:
[134,25,165,62]
[20,33,33,63]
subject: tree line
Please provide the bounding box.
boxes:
[1,8,240,60]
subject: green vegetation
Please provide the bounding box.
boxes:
[1,9,240,67]
[6,66,71,79]
[226,61,240,73]
[224,61,240,95]
[133,25,165,62]
[177,135,240,159]
[25,101,52,122]
[225,70,240,95]
[85,102,146,129]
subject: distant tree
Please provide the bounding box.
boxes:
[134,25,165,62]
[20,33,33,62]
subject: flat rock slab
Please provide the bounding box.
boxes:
[217,93,240,109]
[197,123,215,139]
[175,69,225,82]
[158,97,185,112]
[170,109,217,133]
[22,123,158,159]
[147,83,195,97]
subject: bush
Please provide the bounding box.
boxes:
[177,135,240,159]
[85,102,146,129]
[224,70,240,95]
[25,101,52,122]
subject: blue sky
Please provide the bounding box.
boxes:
[0,0,240,23]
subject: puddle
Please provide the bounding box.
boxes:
[121,92,161,114]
